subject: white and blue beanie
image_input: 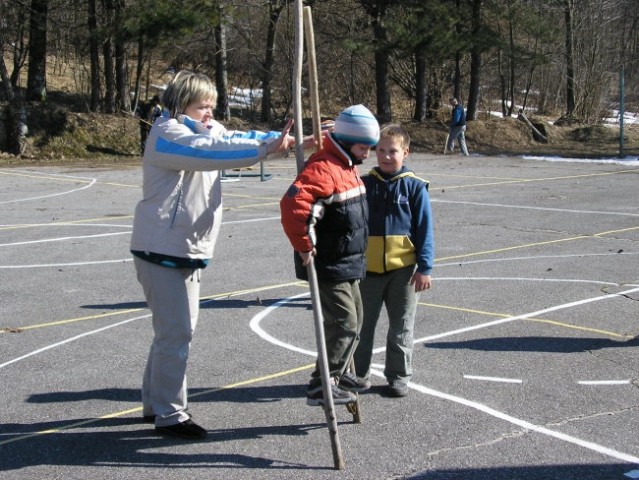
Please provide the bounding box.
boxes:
[332,104,380,146]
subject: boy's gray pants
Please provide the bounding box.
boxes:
[354,265,418,385]
[134,257,201,427]
[310,279,363,382]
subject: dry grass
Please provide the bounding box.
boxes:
[1,103,637,167]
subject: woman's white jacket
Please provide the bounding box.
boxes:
[130,114,278,260]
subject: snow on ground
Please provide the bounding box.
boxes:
[522,155,639,166]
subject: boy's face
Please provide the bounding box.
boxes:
[375,136,408,174]
[184,98,215,126]
[349,143,373,163]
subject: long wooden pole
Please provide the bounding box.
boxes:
[304,5,361,425]
[293,1,345,470]
[303,7,322,151]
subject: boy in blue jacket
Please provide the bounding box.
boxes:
[353,124,434,397]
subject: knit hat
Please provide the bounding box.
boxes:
[332,105,380,146]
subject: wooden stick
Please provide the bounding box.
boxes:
[294,1,344,470]
[292,0,306,174]
[303,7,322,151]
[305,5,361,424]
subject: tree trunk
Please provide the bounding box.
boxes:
[114,0,130,112]
[102,0,115,114]
[452,0,462,100]
[0,52,15,101]
[215,7,230,121]
[413,49,428,122]
[26,0,48,102]
[373,17,391,123]
[260,1,283,123]
[88,0,101,111]
[466,0,482,121]
[564,0,576,116]
[133,35,145,110]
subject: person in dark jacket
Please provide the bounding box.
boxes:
[280,104,379,406]
[354,124,434,398]
[446,97,469,156]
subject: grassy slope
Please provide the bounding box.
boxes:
[1,101,638,167]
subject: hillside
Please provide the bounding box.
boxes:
[1,100,638,167]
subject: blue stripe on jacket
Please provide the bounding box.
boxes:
[156,137,260,160]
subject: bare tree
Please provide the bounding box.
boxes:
[26,0,49,102]
[563,0,575,117]
[88,0,101,111]
[215,2,230,121]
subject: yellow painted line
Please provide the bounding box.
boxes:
[225,201,281,210]
[436,235,590,261]
[435,225,639,262]
[0,169,140,189]
[225,193,280,201]
[98,181,139,188]
[0,170,92,183]
[419,302,628,339]
[1,309,144,333]
[0,215,134,232]
[0,364,314,446]
[1,281,307,334]
[525,318,629,339]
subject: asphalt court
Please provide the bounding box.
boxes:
[1,154,638,480]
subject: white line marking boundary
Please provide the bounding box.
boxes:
[250,287,639,465]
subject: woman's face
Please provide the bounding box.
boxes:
[183,98,215,126]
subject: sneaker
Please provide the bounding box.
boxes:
[155,419,207,439]
[386,382,409,398]
[338,372,371,392]
[306,382,356,406]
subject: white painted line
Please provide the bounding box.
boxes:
[432,198,639,217]
[578,380,632,386]
[464,375,523,384]
[222,216,282,225]
[0,258,133,269]
[624,469,639,479]
[0,231,131,248]
[406,380,639,465]
[413,286,639,345]
[0,314,150,370]
[437,252,639,268]
[249,292,316,357]
[249,293,639,466]
[0,171,97,204]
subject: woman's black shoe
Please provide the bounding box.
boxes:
[155,419,207,439]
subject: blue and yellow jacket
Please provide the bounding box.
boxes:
[363,166,434,275]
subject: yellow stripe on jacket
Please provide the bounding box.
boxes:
[366,235,416,274]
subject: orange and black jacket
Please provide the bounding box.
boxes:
[280,135,368,282]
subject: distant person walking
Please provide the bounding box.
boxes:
[446,97,469,156]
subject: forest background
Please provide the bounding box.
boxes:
[0,0,638,164]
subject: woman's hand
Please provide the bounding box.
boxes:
[266,119,295,155]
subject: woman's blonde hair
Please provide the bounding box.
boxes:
[161,70,218,118]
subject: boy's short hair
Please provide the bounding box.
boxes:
[162,70,218,118]
[380,124,411,150]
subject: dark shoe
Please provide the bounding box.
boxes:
[338,372,371,392]
[156,419,207,439]
[386,382,408,398]
[142,415,155,423]
[306,382,356,406]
